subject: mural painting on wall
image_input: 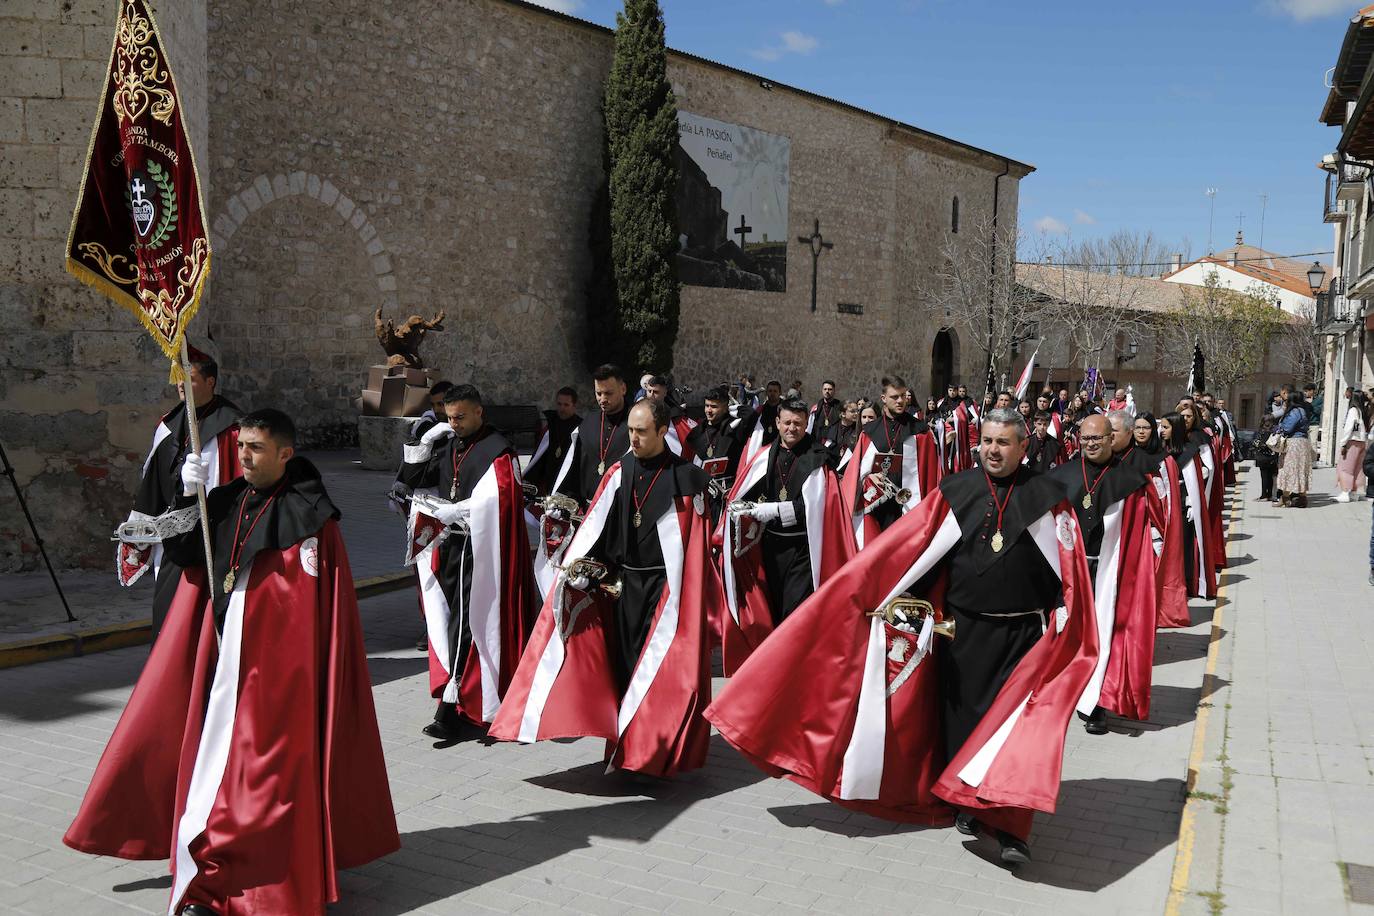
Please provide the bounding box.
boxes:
[674,111,790,293]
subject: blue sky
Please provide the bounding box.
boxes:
[530,0,1357,264]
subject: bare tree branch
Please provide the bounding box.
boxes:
[922,212,1044,393]
[1161,273,1288,395]
[1018,236,1156,374]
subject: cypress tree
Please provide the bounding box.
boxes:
[602,0,681,374]
[582,129,621,370]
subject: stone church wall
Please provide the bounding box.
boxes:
[0,0,1027,570]
[204,0,1027,426]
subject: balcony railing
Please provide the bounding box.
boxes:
[1337,159,1369,199]
[1326,171,1354,222]
[1315,277,1358,335]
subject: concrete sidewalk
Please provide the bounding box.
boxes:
[0,459,1230,915]
[1172,466,1374,915]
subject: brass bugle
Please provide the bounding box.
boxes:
[541,492,584,523]
[866,596,955,639]
[862,477,913,515]
[559,556,622,599]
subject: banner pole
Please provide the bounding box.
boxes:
[179,337,217,605]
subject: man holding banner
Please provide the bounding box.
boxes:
[62,2,399,912]
[116,345,241,638]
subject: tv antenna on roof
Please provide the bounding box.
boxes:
[1206,188,1217,254]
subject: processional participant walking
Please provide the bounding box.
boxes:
[117,346,241,637]
[397,384,538,740]
[1160,412,1215,601]
[491,399,720,778]
[718,399,853,673]
[1051,415,1161,734]
[840,375,941,549]
[67,410,398,915]
[706,408,1098,864]
[536,364,633,590]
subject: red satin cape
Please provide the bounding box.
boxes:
[64,521,398,914]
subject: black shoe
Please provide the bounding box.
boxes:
[421,721,455,740]
[997,831,1031,865]
[180,906,220,916]
[415,636,429,652]
[1084,706,1109,735]
[954,811,981,836]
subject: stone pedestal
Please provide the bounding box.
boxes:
[357,415,416,471]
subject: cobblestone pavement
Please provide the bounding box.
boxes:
[1177,466,1374,915]
[0,455,1228,915]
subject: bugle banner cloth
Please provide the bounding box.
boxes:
[65,0,212,382]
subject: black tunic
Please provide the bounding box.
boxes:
[398,426,517,722]
[1172,445,1202,590]
[827,421,860,457]
[1050,455,1148,573]
[556,407,631,506]
[525,410,582,495]
[861,411,929,531]
[811,397,843,437]
[587,451,709,695]
[937,465,1065,758]
[741,436,833,625]
[751,401,781,449]
[686,414,751,486]
[136,396,241,637]
[1025,433,1061,474]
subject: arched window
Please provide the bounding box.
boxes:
[951,195,960,233]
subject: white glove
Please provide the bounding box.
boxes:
[745,502,784,522]
[414,494,470,526]
[567,574,592,591]
[421,422,454,445]
[181,453,208,497]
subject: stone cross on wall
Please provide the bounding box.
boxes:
[796,218,834,313]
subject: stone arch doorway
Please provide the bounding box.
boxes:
[931,328,957,398]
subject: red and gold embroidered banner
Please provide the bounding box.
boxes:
[65,0,211,378]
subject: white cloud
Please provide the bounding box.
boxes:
[1263,0,1350,21]
[1034,216,1069,234]
[1073,209,1096,225]
[752,30,819,61]
[525,0,582,13]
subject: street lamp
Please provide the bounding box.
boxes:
[1307,261,1327,293]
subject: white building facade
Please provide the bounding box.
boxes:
[1316,8,1374,464]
